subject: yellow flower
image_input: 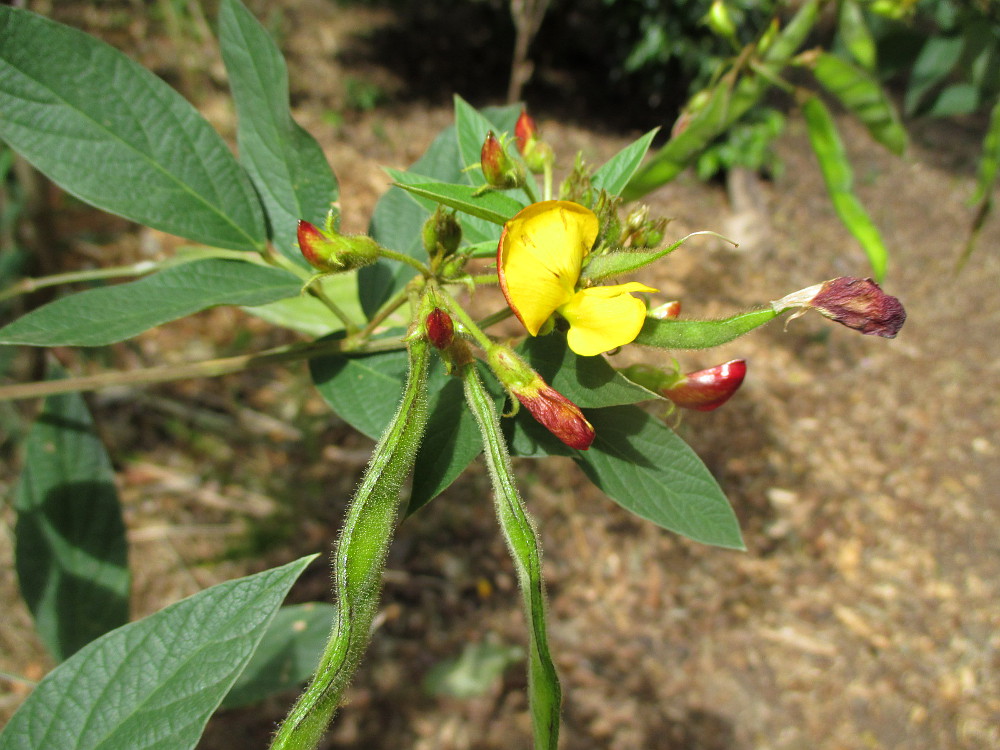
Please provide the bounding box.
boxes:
[497,200,656,356]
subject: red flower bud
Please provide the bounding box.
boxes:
[772,277,905,338]
[514,380,595,450]
[662,359,747,412]
[514,110,537,153]
[487,345,595,450]
[426,307,454,350]
[513,110,554,174]
[480,131,525,190]
[297,220,379,273]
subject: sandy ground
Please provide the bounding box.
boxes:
[1,2,998,748]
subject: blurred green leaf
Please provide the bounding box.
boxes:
[0,556,316,750]
[0,259,301,346]
[219,0,339,264]
[15,380,128,661]
[905,34,965,116]
[423,641,524,699]
[812,53,907,156]
[802,97,889,281]
[0,7,265,251]
[222,602,337,709]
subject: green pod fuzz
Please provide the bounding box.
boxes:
[271,338,432,750]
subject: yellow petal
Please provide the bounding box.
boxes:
[560,282,657,356]
[498,200,598,335]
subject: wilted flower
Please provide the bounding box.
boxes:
[488,345,595,450]
[497,200,657,356]
[771,277,905,337]
[297,220,379,273]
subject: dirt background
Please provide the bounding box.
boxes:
[1,1,998,749]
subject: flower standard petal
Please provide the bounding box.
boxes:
[560,282,657,356]
[498,200,599,335]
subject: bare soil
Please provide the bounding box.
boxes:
[1,2,998,749]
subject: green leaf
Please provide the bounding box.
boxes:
[390,174,524,227]
[309,346,408,439]
[222,602,337,709]
[802,97,889,281]
[359,102,522,317]
[925,82,980,117]
[0,555,317,750]
[453,94,536,199]
[575,405,744,549]
[0,259,301,346]
[633,308,779,349]
[311,346,485,512]
[218,0,338,264]
[360,127,460,318]
[14,380,129,662]
[423,641,524,699]
[409,362,505,514]
[811,53,908,156]
[0,8,265,251]
[518,333,659,407]
[904,34,965,116]
[591,128,659,196]
[245,272,363,336]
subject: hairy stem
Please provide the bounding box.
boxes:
[462,363,561,749]
[270,336,432,750]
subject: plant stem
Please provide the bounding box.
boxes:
[462,363,561,749]
[476,307,513,331]
[270,337,431,750]
[435,284,494,352]
[0,249,259,303]
[376,246,432,277]
[0,336,407,402]
[303,277,361,335]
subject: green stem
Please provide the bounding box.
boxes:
[462,364,561,750]
[470,273,498,285]
[476,307,513,331]
[0,248,260,303]
[0,336,407,402]
[303,277,361,335]
[435,284,494,352]
[376,246,432,276]
[522,178,540,204]
[351,284,414,345]
[271,336,432,750]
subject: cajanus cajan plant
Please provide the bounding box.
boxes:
[0,2,906,749]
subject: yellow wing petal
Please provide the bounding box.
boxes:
[499,201,598,335]
[560,283,657,356]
